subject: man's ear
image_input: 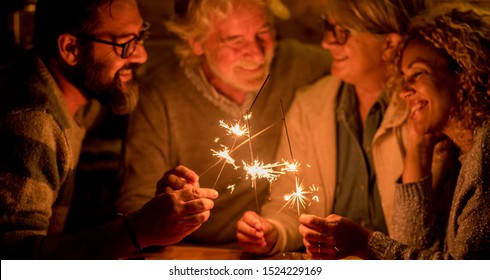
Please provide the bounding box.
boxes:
[382,33,402,62]
[188,38,204,55]
[58,34,80,66]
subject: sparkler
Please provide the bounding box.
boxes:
[209,119,249,189]
[277,100,319,216]
[278,180,319,215]
[204,74,318,216]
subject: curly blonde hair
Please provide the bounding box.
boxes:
[391,3,490,133]
[165,0,275,66]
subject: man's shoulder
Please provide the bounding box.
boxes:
[0,54,70,130]
[297,76,341,98]
[139,56,187,91]
[0,55,47,111]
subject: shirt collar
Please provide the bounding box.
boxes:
[183,64,255,118]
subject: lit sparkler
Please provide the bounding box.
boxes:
[279,180,319,216]
[219,120,249,137]
[211,145,238,169]
[242,160,295,183]
[276,100,319,215]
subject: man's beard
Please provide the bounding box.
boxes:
[70,49,140,115]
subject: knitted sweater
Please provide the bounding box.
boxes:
[368,123,490,259]
[117,40,332,244]
[0,53,85,259]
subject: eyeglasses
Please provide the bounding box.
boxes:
[320,16,350,45]
[80,21,151,58]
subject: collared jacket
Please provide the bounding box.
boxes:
[262,75,451,253]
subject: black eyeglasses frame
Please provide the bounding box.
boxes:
[79,21,151,58]
[320,16,351,45]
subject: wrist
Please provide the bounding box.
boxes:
[118,213,142,253]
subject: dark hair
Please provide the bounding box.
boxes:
[32,0,115,58]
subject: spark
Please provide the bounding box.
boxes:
[278,181,319,216]
[219,120,249,137]
[227,184,236,194]
[280,160,300,173]
[243,112,252,120]
[242,160,286,183]
[211,145,238,169]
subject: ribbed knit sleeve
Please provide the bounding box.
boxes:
[0,109,71,258]
[391,176,441,249]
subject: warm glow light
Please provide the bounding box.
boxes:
[279,180,319,216]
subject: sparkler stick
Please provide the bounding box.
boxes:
[278,99,317,216]
[245,73,270,213]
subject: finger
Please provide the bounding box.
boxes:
[241,211,264,231]
[179,187,218,201]
[236,231,266,245]
[199,188,219,200]
[298,224,332,244]
[172,165,200,185]
[158,165,200,193]
[181,210,211,225]
[181,198,215,215]
[299,214,328,232]
[237,218,265,239]
[156,175,188,194]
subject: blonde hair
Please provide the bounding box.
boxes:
[325,0,430,34]
[166,0,275,66]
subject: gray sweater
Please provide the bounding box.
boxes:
[368,123,490,259]
[117,40,332,244]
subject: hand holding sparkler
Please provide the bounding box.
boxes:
[128,165,219,247]
[156,165,200,194]
[236,211,279,255]
[299,214,372,260]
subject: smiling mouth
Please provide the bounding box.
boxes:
[332,55,347,61]
[409,100,428,118]
[118,69,133,81]
[238,64,263,72]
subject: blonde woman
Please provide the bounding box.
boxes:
[300,3,490,259]
[236,0,455,256]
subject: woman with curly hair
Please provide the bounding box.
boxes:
[299,3,490,259]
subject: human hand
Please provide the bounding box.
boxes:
[156,165,200,194]
[402,119,446,184]
[299,214,372,260]
[236,211,278,255]
[132,185,218,247]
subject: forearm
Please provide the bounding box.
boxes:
[391,176,440,248]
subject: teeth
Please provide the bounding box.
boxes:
[410,100,428,115]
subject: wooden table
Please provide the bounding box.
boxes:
[125,245,311,260]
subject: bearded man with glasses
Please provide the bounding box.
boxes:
[0,0,218,259]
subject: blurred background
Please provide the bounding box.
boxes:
[1,0,488,233]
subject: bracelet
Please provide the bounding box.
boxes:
[118,213,142,253]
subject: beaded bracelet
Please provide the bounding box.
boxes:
[118,213,142,253]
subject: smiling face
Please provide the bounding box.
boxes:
[76,0,148,114]
[192,2,275,95]
[399,39,459,135]
[321,18,387,87]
